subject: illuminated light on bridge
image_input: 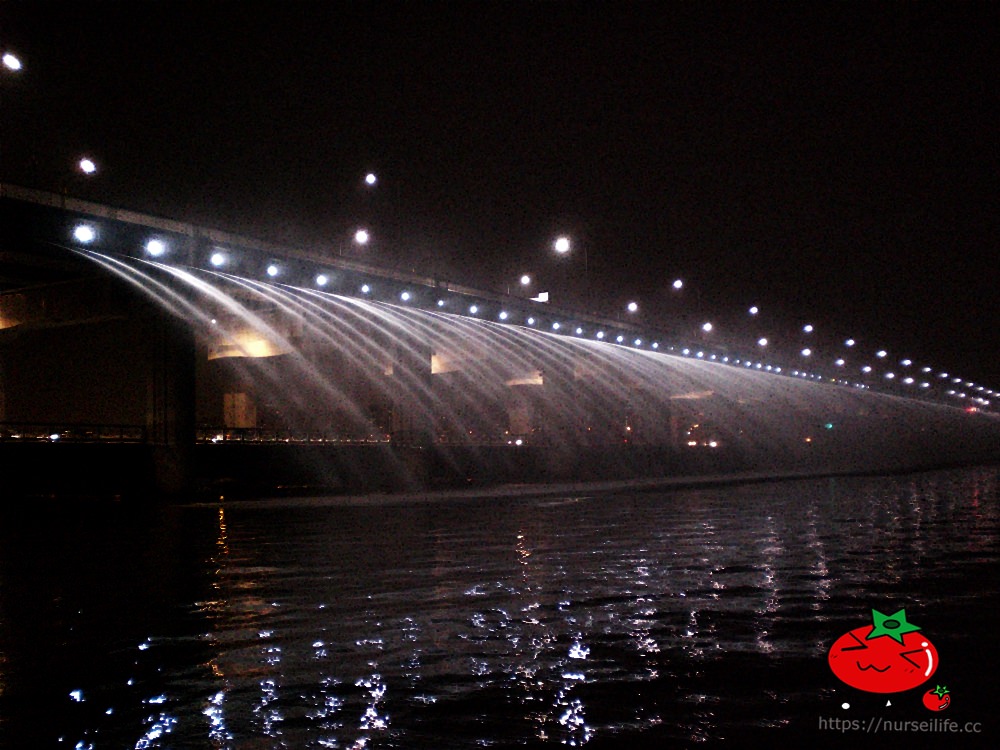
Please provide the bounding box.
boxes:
[315,274,329,286]
[901,359,912,366]
[73,224,96,244]
[749,306,759,315]
[354,229,370,245]
[527,317,536,326]
[627,301,639,313]
[436,299,445,307]
[78,158,98,175]
[400,291,411,302]
[554,236,571,254]
[499,311,509,320]
[520,274,531,286]
[144,239,167,257]
[758,337,768,347]
[2,52,22,71]
[575,327,583,335]
[652,342,659,349]
[845,338,856,347]
[596,331,605,340]
[634,338,642,346]
[672,279,684,290]
[552,322,561,330]
[616,335,625,343]
[701,322,713,333]
[835,358,845,366]
[886,372,896,380]
[801,348,812,357]
[364,172,377,186]
[361,284,371,294]
[876,350,888,358]
[209,252,226,267]
[862,365,873,373]
[803,324,814,333]
[469,304,478,314]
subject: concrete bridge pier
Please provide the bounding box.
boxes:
[146,314,197,497]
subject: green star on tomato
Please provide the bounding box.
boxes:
[868,608,921,643]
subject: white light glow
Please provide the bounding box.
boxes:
[758,337,768,347]
[316,274,328,286]
[801,348,812,357]
[499,311,509,320]
[616,335,624,343]
[436,299,445,307]
[554,236,571,254]
[803,324,814,333]
[701,322,713,333]
[361,284,371,294]
[672,279,684,290]
[627,301,639,313]
[145,239,166,256]
[401,291,411,301]
[552,322,561,330]
[845,338,856,347]
[749,306,759,315]
[876,350,887,358]
[73,224,96,243]
[365,172,377,186]
[79,158,97,174]
[210,252,226,267]
[596,331,605,339]
[2,53,22,71]
[354,229,370,245]
[527,317,535,325]
[835,358,845,366]
[634,339,642,346]
[266,264,278,277]
[469,304,478,314]
[520,274,531,286]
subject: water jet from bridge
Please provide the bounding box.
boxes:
[76,250,1000,492]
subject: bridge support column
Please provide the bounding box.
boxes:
[145,313,197,497]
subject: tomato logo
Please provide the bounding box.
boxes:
[828,608,938,693]
[922,685,951,711]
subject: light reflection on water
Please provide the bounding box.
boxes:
[0,466,998,748]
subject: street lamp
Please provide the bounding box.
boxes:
[626,301,639,313]
[354,228,370,246]
[2,52,22,72]
[364,172,377,186]
[78,157,97,175]
[554,236,571,254]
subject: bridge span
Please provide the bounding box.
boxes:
[2,184,998,498]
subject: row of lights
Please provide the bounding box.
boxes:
[67,220,995,410]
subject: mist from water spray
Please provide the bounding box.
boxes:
[79,251,1000,482]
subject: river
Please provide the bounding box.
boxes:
[1,466,997,748]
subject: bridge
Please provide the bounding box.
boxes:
[2,183,998,498]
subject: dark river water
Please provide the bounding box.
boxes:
[1,466,998,749]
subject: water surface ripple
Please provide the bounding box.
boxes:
[1,467,997,748]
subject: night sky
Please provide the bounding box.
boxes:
[2,1,998,390]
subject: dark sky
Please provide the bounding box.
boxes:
[2,1,998,391]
